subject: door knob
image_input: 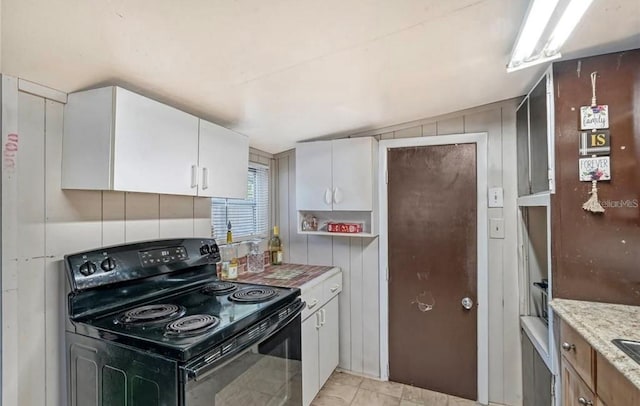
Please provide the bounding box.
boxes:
[461,297,474,310]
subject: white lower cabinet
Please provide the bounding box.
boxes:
[301,271,342,406]
[317,298,339,384]
[302,310,321,406]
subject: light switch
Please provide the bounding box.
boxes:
[488,187,504,208]
[489,218,505,239]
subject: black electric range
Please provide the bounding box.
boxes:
[64,238,303,406]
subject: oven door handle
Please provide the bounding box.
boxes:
[184,299,304,382]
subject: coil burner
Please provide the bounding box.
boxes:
[165,314,220,336]
[118,304,186,325]
[229,287,278,304]
[201,282,237,296]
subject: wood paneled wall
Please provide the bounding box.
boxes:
[274,99,522,405]
[1,77,213,406]
[552,50,640,304]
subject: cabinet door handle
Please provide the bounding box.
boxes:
[191,165,198,188]
[320,308,326,326]
[562,342,575,351]
[315,311,321,329]
[202,167,209,190]
[307,299,318,309]
[578,397,593,406]
[324,188,332,205]
[330,284,340,293]
[333,187,343,204]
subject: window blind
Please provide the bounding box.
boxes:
[211,163,269,240]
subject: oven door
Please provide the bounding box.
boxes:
[181,299,304,406]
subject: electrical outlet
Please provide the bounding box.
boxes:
[489,218,505,239]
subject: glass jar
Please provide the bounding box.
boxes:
[220,244,238,280]
[247,239,264,273]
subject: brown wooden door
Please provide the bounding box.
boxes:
[387,144,477,400]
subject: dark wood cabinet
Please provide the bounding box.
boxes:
[559,318,640,406]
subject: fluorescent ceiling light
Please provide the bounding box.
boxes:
[543,0,595,55]
[507,0,595,72]
[509,0,560,68]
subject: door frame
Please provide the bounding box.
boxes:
[378,133,489,405]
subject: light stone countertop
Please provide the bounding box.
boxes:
[550,298,640,390]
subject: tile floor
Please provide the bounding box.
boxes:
[312,371,479,406]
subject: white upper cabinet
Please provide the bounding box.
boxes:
[112,88,200,196]
[296,137,376,211]
[296,141,333,211]
[198,120,249,199]
[62,86,249,198]
[331,137,374,211]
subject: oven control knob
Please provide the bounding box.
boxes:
[79,261,97,276]
[100,257,117,272]
[200,244,211,255]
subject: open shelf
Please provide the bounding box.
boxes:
[297,230,378,238]
[297,210,378,238]
[517,192,551,207]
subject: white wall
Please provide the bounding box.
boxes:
[1,77,213,406]
[274,99,521,405]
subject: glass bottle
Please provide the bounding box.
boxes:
[226,220,233,244]
[227,243,238,279]
[269,226,283,265]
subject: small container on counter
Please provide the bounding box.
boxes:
[220,243,239,280]
[247,239,265,273]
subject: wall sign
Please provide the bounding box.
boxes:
[579,156,611,181]
[579,130,610,156]
[580,105,609,130]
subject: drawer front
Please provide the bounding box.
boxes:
[596,352,640,406]
[302,283,324,321]
[561,321,595,390]
[323,273,342,300]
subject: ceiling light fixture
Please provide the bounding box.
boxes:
[507,0,595,73]
[543,0,595,56]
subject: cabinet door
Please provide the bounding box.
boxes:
[318,298,340,387]
[296,141,333,211]
[302,314,320,406]
[597,352,640,406]
[562,360,598,406]
[198,120,249,198]
[331,137,374,211]
[529,75,550,194]
[516,99,531,196]
[112,88,199,195]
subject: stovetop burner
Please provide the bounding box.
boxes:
[118,304,186,324]
[165,314,220,336]
[201,281,237,296]
[229,287,278,303]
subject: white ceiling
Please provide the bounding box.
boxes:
[2,0,639,153]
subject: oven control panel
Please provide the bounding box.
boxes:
[65,238,220,292]
[139,246,188,267]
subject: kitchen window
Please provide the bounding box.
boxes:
[211,163,269,240]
